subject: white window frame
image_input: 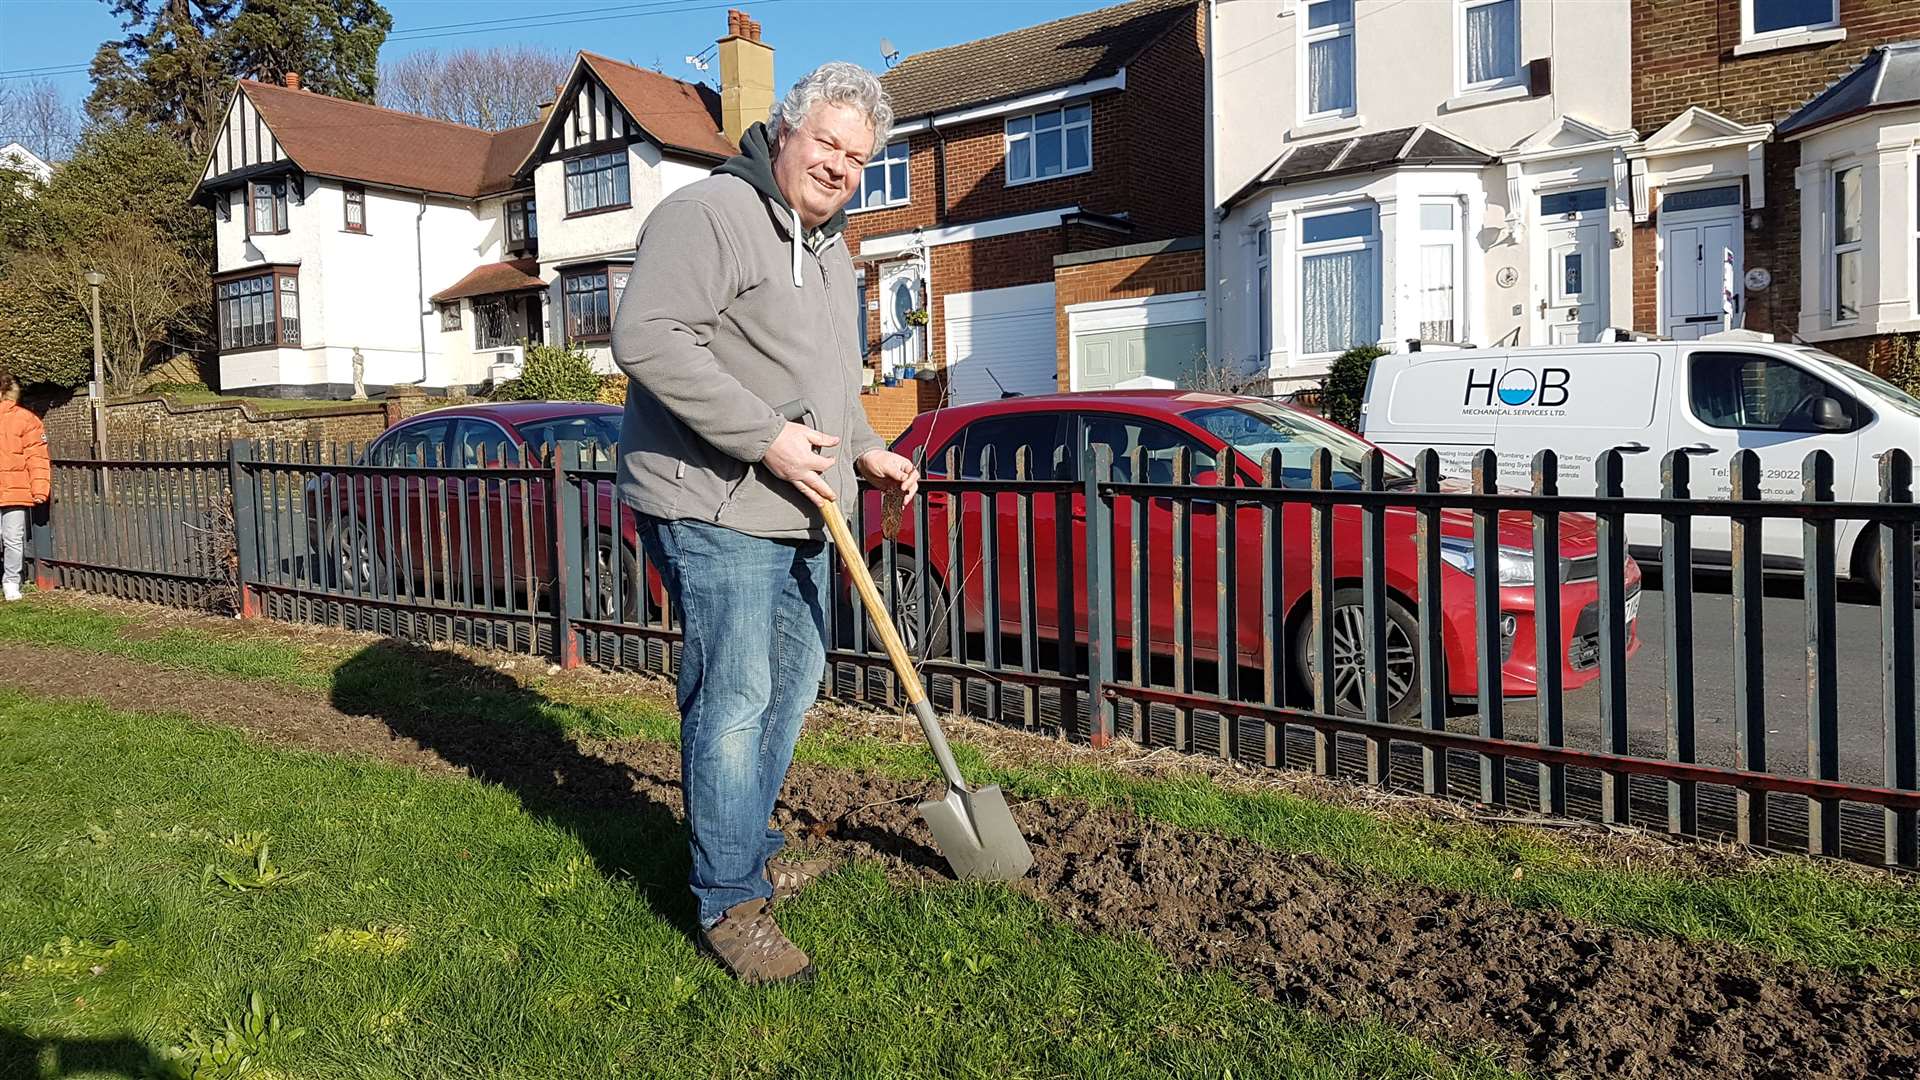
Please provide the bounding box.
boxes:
[1830,163,1862,326]
[1295,203,1380,359]
[1252,222,1273,361]
[1299,0,1357,124]
[1740,0,1840,44]
[1415,197,1466,344]
[1004,104,1092,186]
[851,140,910,212]
[1456,0,1523,95]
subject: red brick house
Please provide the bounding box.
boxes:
[1629,1,1920,369]
[845,0,1206,438]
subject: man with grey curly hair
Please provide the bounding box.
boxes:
[610,62,918,987]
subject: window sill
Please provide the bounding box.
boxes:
[1288,114,1364,141]
[1005,166,1092,189]
[1732,26,1846,57]
[563,203,633,220]
[1440,84,1530,113]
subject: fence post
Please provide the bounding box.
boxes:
[30,499,55,592]
[1880,448,1917,868]
[227,439,261,619]
[1662,450,1698,836]
[1803,449,1840,856]
[552,441,584,668]
[1730,449,1768,847]
[1083,443,1116,748]
[1595,449,1630,825]
[1530,450,1563,815]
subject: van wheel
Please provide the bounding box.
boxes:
[1292,588,1424,723]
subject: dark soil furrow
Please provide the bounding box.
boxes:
[2,639,1915,1079]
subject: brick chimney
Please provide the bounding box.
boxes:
[283,72,301,90]
[717,8,774,147]
[537,83,563,124]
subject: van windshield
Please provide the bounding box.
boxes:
[1798,348,1920,420]
[1185,403,1415,489]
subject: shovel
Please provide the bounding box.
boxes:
[777,399,1035,881]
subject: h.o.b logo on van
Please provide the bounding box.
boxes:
[1463,367,1571,413]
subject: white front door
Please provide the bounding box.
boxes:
[1658,186,1744,340]
[880,265,922,379]
[1539,218,1605,343]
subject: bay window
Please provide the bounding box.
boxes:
[1298,205,1378,356]
[506,197,538,253]
[1302,0,1355,121]
[1417,199,1463,342]
[1005,104,1091,185]
[564,151,630,215]
[563,264,629,342]
[1460,0,1521,91]
[1832,165,1861,323]
[216,268,298,352]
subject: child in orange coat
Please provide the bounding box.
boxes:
[0,372,50,601]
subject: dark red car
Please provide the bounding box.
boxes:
[306,401,649,620]
[859,391,1642,719]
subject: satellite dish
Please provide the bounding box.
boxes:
[880,37,900,68]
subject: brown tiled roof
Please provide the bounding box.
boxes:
[431,258,545,303]
[880,0,1193,119]
[580,53,735,161]
[480,122,544,195]
[240,80,503,198]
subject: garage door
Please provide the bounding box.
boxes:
[1073,321,1206,391]
[945,283,1058,405]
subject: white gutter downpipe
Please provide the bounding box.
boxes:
[415,193,429,385]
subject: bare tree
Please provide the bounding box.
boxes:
[49,220,208,394]
[377,46,574,130]
[0,78,83,162]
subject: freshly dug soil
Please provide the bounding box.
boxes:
[2,638,1915,1079]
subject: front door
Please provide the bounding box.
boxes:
[1535,187,1608,344]
[879,265,922,380]
[1659,186,1744,340]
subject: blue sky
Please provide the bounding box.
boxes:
[1,0,1124,121]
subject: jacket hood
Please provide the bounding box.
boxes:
[714,122,848,242]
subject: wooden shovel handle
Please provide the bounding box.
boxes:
[819,498,927,706]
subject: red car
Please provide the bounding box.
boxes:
[859,391,1642,720]
[305,402,650,620]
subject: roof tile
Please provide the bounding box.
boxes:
[880,0,1193,119]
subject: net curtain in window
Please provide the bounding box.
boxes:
[1301,250,1374,355]
[1464,0,1518,86]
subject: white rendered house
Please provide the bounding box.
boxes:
[190,18,771,396]
[1207,0,1635,390]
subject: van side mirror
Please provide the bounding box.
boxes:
[1812,397,1849,432]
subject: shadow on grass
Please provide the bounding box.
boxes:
[0,1028,167,1079]
[329,641,701,941]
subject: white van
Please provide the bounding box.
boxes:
[1359,331,1920,590]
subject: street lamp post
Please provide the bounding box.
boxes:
[84,271,105,463]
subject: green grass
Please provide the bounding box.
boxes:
[6,593,1919,975]
[0,690,1514,1080]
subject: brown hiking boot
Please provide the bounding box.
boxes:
[699,898,815,986]
[767,856,834,906]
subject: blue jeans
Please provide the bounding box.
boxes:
[635,514,829,928]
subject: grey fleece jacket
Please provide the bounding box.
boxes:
[611,123,885,540]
